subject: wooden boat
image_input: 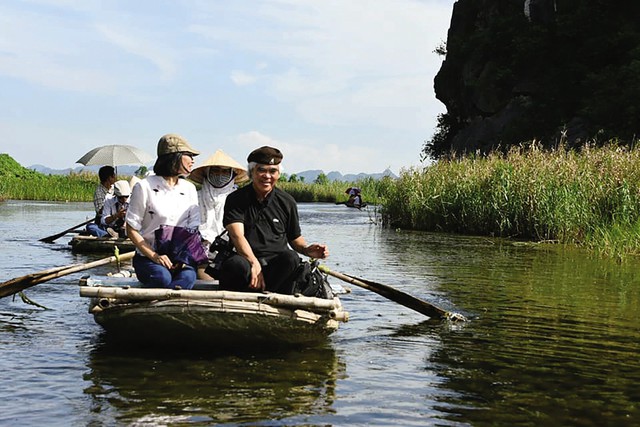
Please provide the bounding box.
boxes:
[69,235,136,253]
[78,275,349,347]
[345,200,367,209]
[336,200,368,209]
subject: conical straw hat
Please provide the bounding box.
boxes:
[189,149,248,184]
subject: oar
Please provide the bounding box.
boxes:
[0,262,87,288]
[0,251,135,299]
[318,265,467,322]
[40,218,94,243]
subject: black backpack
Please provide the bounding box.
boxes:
[289,260,334,299]
[204,230,236,279]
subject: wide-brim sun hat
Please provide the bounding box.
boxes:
[189,149,248,184]
[157,133,200,156]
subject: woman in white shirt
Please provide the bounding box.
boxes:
[125,133,201,289]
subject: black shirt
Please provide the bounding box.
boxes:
[223,185,301,259]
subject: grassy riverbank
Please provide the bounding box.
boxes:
[0,154,103,202]
[381,143,640,258]
[3,144,640,258]
[0,153,392,205]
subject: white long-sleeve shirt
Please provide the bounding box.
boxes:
[125,175,200,251]
[197,178,236,243]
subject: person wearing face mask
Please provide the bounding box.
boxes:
[188,150,248,279]
[125,133,202,290]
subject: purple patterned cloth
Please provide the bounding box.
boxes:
[154,225,209,267]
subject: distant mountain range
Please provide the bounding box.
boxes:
[28,164,398,182]
[295,169,397,182]
[29,164,143,176]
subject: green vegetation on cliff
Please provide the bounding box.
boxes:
[0,153,41,179]
[0,153,96,202]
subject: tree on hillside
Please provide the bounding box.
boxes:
[314,173,329,185]
[288,173,304,183]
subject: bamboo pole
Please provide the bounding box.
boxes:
[0,251,135,299]
[79,286,340,311]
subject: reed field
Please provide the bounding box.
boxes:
[381,143,640,257]
[0,155,90,201]
[0,172,98,202]
[277,176,394,205]
[0,153,389,205]
[3,144,640,257]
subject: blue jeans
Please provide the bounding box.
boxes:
[86,223,109,238]
[133,254,197,290]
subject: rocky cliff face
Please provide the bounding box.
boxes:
[428,0,640,158]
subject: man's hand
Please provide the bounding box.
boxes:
[305,243,329,259]
[117,206,127,219]
[249,260,265,291]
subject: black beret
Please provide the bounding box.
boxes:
[247,146,283,165]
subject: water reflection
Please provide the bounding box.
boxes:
[84,340,345,425]
[380,232,640,426]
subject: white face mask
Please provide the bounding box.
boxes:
[207,167,234,188]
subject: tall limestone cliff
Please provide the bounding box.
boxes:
[427,0,640,159]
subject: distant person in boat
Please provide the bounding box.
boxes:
[346,187,363,208]
[344,186,367,209]
[189,150,248,280]
[219,146,329,293]
[125,133,202,290]
[86,165,116,238]
[101,180,131,239]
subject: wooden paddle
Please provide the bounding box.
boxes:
[318,265,466,322]
[40,218,94,243]
[0,251,135,299]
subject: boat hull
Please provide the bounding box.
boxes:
[79,281,348,347]
[69,235,136,253]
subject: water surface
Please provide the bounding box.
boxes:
[1,200,638,426]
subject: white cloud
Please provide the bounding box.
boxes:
[0,0,455,174]
[190,0,452,132]
[228,130,407,175]
[230,70,258,86]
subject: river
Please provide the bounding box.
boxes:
[1,200,639,426]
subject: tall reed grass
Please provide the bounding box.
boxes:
[0,168,392,206]
[278,176,394,204]
[1,172,107,201]
[381,143,640,257]
[5,144,640,257]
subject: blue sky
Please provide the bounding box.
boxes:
[1,0,454,175]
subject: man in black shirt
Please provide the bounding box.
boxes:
[220,146,329,293]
